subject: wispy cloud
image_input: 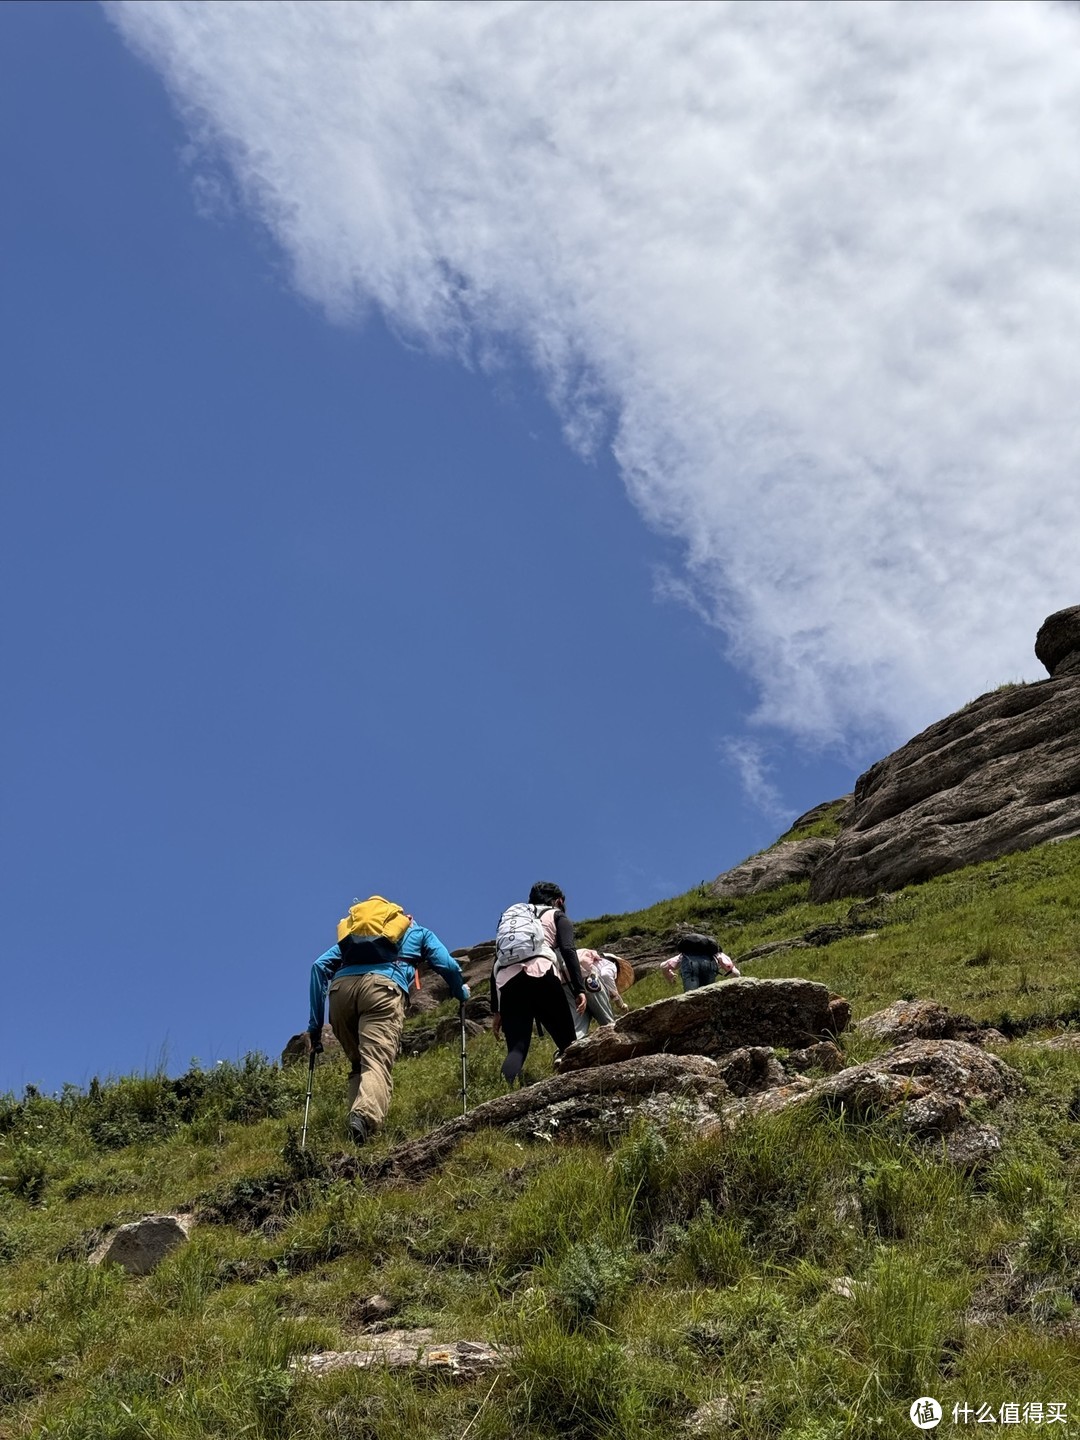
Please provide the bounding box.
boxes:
[719,737,788,824]
[109,0,1080,748]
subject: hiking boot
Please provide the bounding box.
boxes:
[348,1113,370,1145]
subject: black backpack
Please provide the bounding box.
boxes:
[675,931,718,958]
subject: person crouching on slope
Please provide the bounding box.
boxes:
[490,881,586,1084]
[661,931,740,991]
[308,896,470,1143]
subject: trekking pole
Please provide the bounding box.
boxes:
[300,1050,316,1150]
[459,1000,468,1115]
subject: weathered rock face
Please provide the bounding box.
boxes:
[1035,604,1080,678]
[553,977,848,1073]
[90,1213,193,1275]
[719,1038,1020,1169]
[710,838,836,898]
[809,645,1080,902]
[855,1000,986,1047]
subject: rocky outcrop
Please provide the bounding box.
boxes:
[855,1000,988,1047]
[809,611,1080,901]
[718,1038,1020,1169]
[365,1054,729,1183]
[553,977,849,1073]
[710,838,836,898]
[1035,604,1080,678]
[90,1213,193,1274]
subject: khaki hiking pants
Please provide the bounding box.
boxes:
[328,972,406,1133]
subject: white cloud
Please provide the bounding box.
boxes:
[108,0,1080,748]
[719,738,788,824]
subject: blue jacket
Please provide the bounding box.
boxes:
[309,923,468,1032]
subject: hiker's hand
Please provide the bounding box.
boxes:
[460,984,470,1002]
[308,1028,324,1055]
[575,992,587,1015]
[491,1012,502,1037]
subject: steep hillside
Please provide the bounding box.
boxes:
[4,830,1080,1440]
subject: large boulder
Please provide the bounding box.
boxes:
[553,977,848,1073]
[810,613,1080,901]
[710,838,835,897]
[1035,604,1080,678]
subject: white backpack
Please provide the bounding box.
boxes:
[494,903,557,971]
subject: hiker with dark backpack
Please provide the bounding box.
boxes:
[307,895,470,1143]
[490,881,586,1084]
[661,931,740,991]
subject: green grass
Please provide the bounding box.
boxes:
[4,838,1080,1437]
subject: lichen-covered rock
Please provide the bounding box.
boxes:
[555,977,849,1073]
[293,1332,506,1382]
[783,1041,845,1075]
[715,1039,1019,1172]
[856,1000,985,1046]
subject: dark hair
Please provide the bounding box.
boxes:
[529,881,565,909]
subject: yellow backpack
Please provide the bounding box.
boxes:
[337,896,411,948]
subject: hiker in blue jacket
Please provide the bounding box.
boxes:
[308,909,469,1143]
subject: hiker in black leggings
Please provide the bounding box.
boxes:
[490,881,586,1083]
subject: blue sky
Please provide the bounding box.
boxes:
[6,2,1080,1095]
[2,3,854,1094]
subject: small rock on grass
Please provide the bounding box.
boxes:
[89,1213,193,1275]
[293,1331,506,1383]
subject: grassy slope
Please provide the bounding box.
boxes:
[3,837,1080,1439]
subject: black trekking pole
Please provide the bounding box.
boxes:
[459,1000,468,1115]
[300,1050,316,1150]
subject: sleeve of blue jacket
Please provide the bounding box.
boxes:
[401,925,469,1002]
[308,945,340,1032]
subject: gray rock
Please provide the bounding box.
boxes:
[281,1023,339,1066]
[712,1046,789,1095]
[710,838,835,898]
[872,1037,1020,1106]
[402,1016,485,1058]
[508,1088,724,1145]
[810,664,1080,902]
[716,1039,1019,1170]
[1035,604,1080,677]
[554,977,849,1073]
[293,1332,506,1382]
[937,1124,1003,1170]
[783,1041,845,1074]
[348,1294,398,1327]
[90,1213,193,1275]
[855,1000,985,1046]
[1030,1030,1080,1051]
[788,796,854,831]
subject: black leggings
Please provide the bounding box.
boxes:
[497,968,577,1082]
